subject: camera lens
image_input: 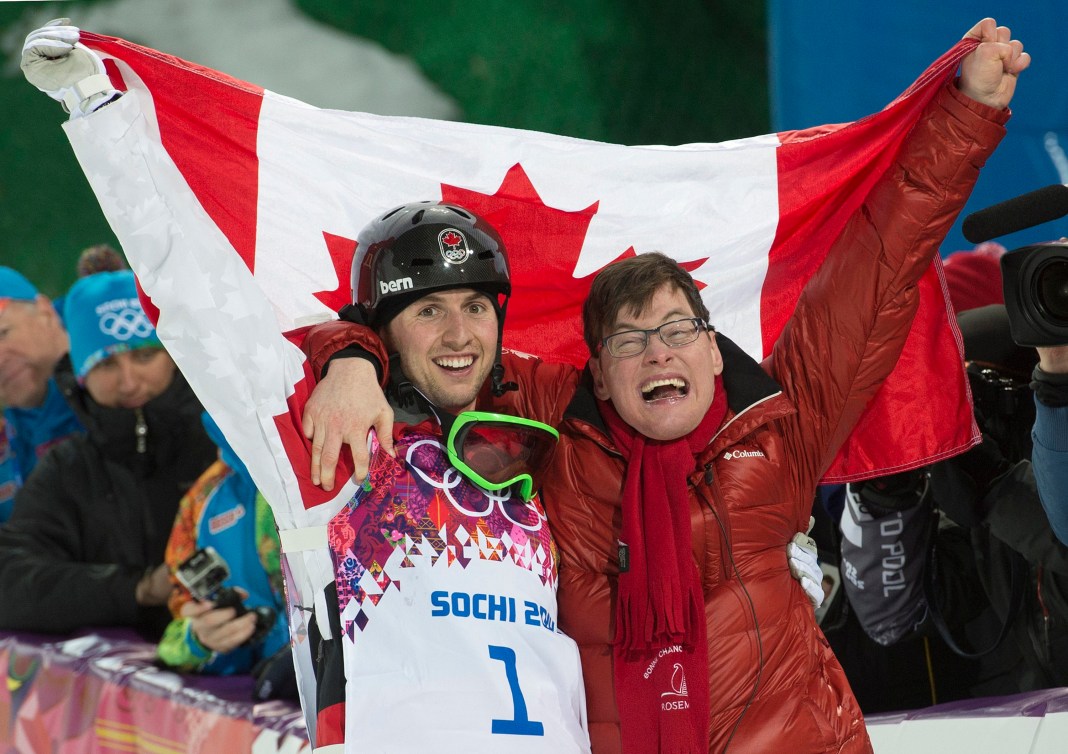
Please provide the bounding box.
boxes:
[1036,259,1068,324]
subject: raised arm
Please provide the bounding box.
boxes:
[768,18,1026,490]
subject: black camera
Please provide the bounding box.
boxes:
[1001,241,1068,346]
[174,546,277,646]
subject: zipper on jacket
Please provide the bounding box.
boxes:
[1037,565,1051,659]
[135,407,148,454]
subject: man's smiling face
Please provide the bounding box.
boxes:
[382,288,498,413]
[590,283,722,441]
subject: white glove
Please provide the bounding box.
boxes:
[787,532,825,609]
[21,18,119,118]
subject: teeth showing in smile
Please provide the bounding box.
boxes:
[641,377,688,401]
[435,356,474,370]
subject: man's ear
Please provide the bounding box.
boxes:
[589,355,611,400]
[34,295,61,328]
[378,322,394,353]
[709,331,724,376]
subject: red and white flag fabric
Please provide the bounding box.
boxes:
[59,33,983,741]
[64,34,979,501]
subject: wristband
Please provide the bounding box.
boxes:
[1032,366,1068,407]
[323,345,382,382]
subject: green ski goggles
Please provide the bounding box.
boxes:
[441,411,560,502]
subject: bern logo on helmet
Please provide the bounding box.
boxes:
[379,277,414,294]
[438,228,472,264]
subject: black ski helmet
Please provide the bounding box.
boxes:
[351,201,511,328]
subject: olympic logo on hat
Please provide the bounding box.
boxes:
[100,308,153,340]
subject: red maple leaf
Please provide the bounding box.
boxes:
[441,230,463,247]
[444,164,707,367]
[442,164,617,367]
[313,232,359,312]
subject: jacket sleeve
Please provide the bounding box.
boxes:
[157,616,213,671]
[1032,400,1068,547]
[299,320,389,384]
[297,322,583,429]
[165,460,229,618]
[488,350,583,429]
[768,83,1009,496]
[0,448,142,632]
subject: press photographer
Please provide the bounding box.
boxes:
[839,304,1068,695]
[963,186,1068,548]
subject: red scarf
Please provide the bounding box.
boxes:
[599,375,726,754]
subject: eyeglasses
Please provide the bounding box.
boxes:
[441,411,560,502]
[599,317,710,359]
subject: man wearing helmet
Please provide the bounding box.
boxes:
[282,199,591,752]
[348,201,515,411]
[300,18,1026,754]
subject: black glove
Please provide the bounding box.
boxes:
[928,434,1010,528]
[851,468,926,516]
[252,644,299,702]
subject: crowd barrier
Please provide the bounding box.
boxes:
[0,629,309,753]
[866,687,1068,753]
[3,626,1067,753]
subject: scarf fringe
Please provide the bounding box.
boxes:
[616,582,705,657]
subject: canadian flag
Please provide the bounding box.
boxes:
[64,32,979,519]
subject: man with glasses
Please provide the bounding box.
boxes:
[301,17,1026,753]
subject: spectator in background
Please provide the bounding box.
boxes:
[76,242,128,278]
[820,239,1057,710]
[809,482,994,713]
[0,247,126,521]
[942,241,1007,313]
[157,411,293,699]
[809,244,1018,712]
[0,270,216,639]
[0,266,78,521]
[840,304,1068,696]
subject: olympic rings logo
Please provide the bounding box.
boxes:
[99,309,153,341]
[405,438,546,533]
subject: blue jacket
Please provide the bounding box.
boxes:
[1,378,83,521]
[1032,398,1068,547]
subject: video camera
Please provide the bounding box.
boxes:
[174,546,276,645]
[1000,241,1068,346]
[961,184,1068,347]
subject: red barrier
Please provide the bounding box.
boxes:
[0,629,309,753]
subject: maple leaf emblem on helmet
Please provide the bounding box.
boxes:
[438,228,471,264]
